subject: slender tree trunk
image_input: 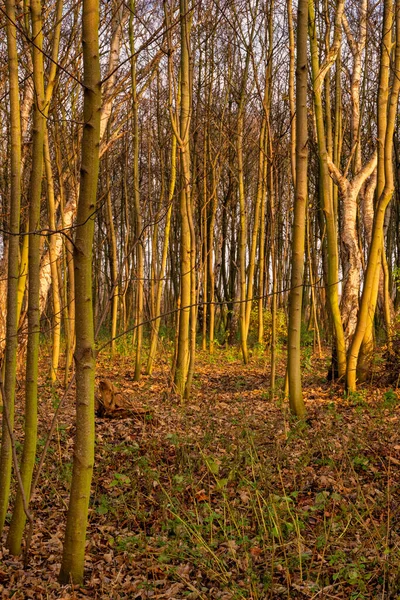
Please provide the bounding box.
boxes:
[308,0,346,378]
[0,0,22,536]
[287,0,308,418]
[54,132,76,385]
[306,209,322,355]
[174,0,193,397]
[6,0,45,554]
[237,108,249,364]
[44,133,61,382]
[59,0,101,583]
[147,133,177,374]
[207,147,218,354]
[287,0,296,189]
[257,133,267,345]
[105,153,119,356]
[270,159,277,392]
[129,0,144,381]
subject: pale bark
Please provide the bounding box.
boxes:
[37,3,125,326]
[100,1,125,141]
[39,198,76,313]
[327,153,377,344]
[347,0,400,390]
[342,0,367,176]
[44,133,61,382]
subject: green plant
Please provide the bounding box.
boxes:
[393,265,400,291]
[346,389,367,407]
[383,388,398,408]
[95,494,111,515]
[249,307,287,346]
[352,454,369,471]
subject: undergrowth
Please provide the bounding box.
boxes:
[1,349,399,599]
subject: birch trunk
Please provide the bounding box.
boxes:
[347,0,400,391]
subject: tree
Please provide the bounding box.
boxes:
[347,0,400,391]
[6,0,63,553]
[59,0,101,583]
[287,0,308,418]
[308,0,346,378]
[172,0,195,398]
[0,0,22,536]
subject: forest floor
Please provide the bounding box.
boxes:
[0,342,400,600]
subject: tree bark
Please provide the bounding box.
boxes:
[0,0,22,537]
[287,0,308,418]
[347,0,400,391]
[6,0,46,554]
[59,0,101,583]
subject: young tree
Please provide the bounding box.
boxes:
[59,0,101,583]
[173,0,195,397]
[0,0,22,536]
[308,0,346,378]
[287,0,308,417]
[129,0,145,381]
[6,0,64,553]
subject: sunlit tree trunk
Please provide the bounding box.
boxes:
[237,104,249,364]
[173,0,194,397]
[287,0,308,417]
[0,0,22,537]
[6,0,46,554]
[207,152,217,355]
[104,150,119,356]
[308,0,346,378]
[59,0,101,583]
[147,131,177,375]
[257,135,267,345]
[129,0,144,381]
[327,153,377,345]
[287,0,296,189]
[269,155,277,392]
[146,59,179,375]
[347,0,400,391]
[44,133,61,382]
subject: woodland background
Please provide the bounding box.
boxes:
[0,0,400,597]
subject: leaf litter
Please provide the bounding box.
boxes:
[0,348,400,599]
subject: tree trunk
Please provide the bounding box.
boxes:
[347,0,400,391]
[174,0,193,397]
[308,0,346,378]
[0,0,22,536]
[287,0,308,418]
[59,0,101,583]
